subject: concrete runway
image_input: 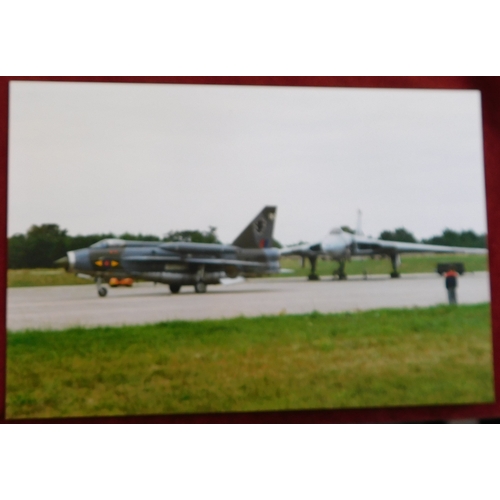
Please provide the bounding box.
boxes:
[6,272,490,331]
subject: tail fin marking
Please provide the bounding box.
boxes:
[232,206,277,249]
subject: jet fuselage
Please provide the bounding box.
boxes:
[56,206,280,296]
[66,240,280,286]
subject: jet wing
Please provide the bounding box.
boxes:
[124,255,266,268]
[123,255,184,263]
[183,258,266,268]
[353,236,487,255]
[280,238,487,256]
[280,243,320,256]
[159,242,235,254]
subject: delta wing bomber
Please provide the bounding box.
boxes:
[281,212,487,280]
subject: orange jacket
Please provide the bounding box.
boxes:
[444,269,458,289]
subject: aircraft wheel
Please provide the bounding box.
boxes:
[194,282,207,293]
[169,284,181,294]
[98,287,108,297]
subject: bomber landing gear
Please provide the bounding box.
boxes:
[169,284,181,294]
[390,254,401,278]
[96,277,107,297]
[333,260,347,280]
[308,256,319,281]
[194,282,207,293]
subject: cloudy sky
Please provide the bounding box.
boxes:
[8,81,486,245]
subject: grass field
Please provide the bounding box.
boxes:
[8,268,92,287]
[7,253,488,287]
[6,304,494,419]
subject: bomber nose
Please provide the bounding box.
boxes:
[54,256,69,270]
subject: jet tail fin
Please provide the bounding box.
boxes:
[232,206,277,249]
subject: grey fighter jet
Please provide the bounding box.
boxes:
[55,206,279,297]
[281,218,487,280]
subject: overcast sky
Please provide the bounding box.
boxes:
[8,81,487,245]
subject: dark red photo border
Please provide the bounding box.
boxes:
[1,76,498,423]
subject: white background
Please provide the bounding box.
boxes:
[1,0,499,498]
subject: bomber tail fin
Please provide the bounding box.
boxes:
[355,209,364,235]
[232,206,277,249]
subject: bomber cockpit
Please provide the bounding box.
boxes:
[90,238,126,249]
[329,228,343,235]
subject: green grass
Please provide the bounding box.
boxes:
[6,304,494,419]
[279,253,488,278]
[8,268,92,287]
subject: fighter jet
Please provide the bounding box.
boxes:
[281,212,487,280]
[55,206,279,297]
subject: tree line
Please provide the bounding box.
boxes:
[8,224,222,269]
[8,223,487,269]
[379,227,487,248]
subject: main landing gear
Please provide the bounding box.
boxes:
[307,256,319,281]
[390,254,401,278]
[169,282,206,294]
[307,257,348,280]
[194,264,207,293]
[333,260,347,280]
[96,277,107,297]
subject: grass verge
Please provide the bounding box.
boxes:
[8,268,92,287]
[6,303,494,419]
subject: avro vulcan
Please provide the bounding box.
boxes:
[281,213,487,280]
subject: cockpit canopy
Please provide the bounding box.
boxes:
[90,238,126,249]
[329,227,343,235]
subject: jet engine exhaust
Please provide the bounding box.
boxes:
[54,256,69,270]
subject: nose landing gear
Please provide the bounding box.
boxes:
[333,259,347,280]
[96,277,108,297]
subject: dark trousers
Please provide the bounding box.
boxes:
[447,287,457,305]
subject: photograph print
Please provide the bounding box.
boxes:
[4,80,493,419]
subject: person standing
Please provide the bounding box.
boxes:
[444,267,459,305]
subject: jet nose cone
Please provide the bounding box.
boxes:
[54,256,69,270]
